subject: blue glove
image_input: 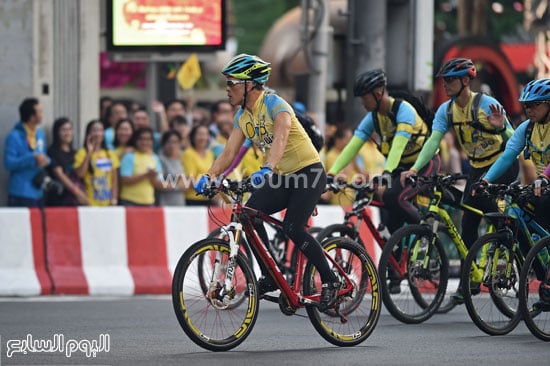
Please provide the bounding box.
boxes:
[194,174,211,194]
[251,167,273,187]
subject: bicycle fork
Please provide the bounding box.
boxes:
[209,222,243,307]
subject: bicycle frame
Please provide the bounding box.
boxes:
[220,200,357,309]
[394,176,486,279]
[329,186,406,275]
[426,190,485,262]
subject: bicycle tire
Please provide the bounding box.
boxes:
[378,224,448,324]
[519,236,550,341]
[172,238,259,351]
[316,224,363,245]
[461,232,522,336]
[303,237,381,347]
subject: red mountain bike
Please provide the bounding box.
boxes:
[172,178,381,351]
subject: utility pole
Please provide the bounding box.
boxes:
[306,0,330,134]
[346,0,386,126]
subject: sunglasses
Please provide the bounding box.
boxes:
[443,76,460,83]
[523,101,547,109]
[226,80,246,87]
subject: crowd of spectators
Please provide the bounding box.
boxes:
[4,95,404,208]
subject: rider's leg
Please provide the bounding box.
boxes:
[245,175,289,290]
[454,161,519,301]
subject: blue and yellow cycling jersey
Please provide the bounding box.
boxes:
[233,91,320,174]
[353,98,428,164]
[485,119,550,182]
[432,92,511,168]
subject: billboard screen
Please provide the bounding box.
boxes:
[107,0,226,52]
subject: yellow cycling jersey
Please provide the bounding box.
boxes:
[233,91,320,174]
[448,93,506,168]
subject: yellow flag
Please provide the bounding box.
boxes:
[177,53,202,90]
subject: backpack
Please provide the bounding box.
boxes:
[372,90,434,133]
[389,90,435,131]
[294,109,324,151]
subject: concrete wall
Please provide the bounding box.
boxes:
[0,0,37,206]
[0,0,100,205]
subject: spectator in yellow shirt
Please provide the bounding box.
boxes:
[74,120,120,206]
[119,127,164,206]
[182,124,214,205]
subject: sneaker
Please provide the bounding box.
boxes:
[389,279,402,294]
[532,300,550,312]
[451,283,481,304]
[470,282,481,296]
[318,281,340,312]
[257,276,278,296]
[451,288,464,304]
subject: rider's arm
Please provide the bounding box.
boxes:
[266,111,291,168]
[501,119,514,141]
[222,139,252,177]
[384,134,408,173]
[483,149,519,183]
[208,127,246,177]
[328,113,373,175]
[410,130,444,172]
[327,136,364,175]
[483,121,528,183]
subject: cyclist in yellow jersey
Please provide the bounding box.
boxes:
[327,69,439,234]
[194,54,339,311]
[400,58,519,302]
[475,78,550,230]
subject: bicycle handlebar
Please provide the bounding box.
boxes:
[415,173,468,187]
[200,178,256,199]
[325,181,375,194]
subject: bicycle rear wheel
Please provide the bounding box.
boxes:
[378,224,448,324]
[461,233,522,336]
[172,238,258,351]
[303,237,381,347]
[519,236,550,341]
[316,224,362,244]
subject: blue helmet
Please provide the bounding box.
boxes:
[436,58,477,78]
[519,79,550,102]
[221,53,271,84]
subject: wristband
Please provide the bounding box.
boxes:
[262,162,274,171]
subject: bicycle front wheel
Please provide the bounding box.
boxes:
[303,237,381,347]
[379,224,448,324]
[172,238,258,351]
[461,233,522,336]
[519,236,550,341]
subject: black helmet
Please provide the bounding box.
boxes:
[353,69,387,97]
[436,58,477,78]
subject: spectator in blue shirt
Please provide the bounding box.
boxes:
[4,98,51,207]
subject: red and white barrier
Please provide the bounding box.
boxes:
[0,209,51,296]
[0,205,380,296]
